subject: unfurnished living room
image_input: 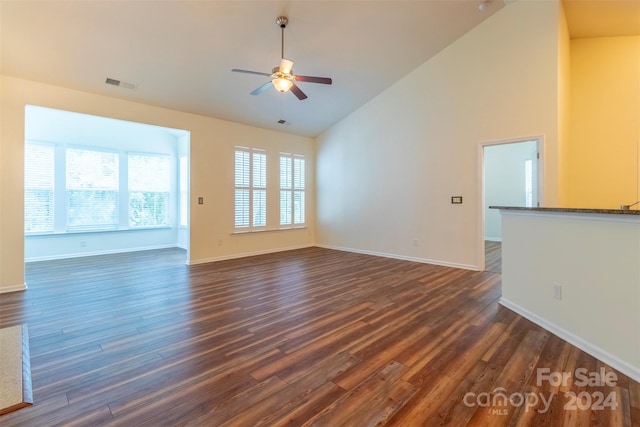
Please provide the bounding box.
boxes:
[1,1,639,426]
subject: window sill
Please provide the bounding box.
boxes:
[231,226,307,235]
[25,226,173,237]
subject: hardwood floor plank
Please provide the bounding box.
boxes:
[303,360,413,426]
[220,351,358,427]
[184,375,289,426]
[485,241,502,273]
[0,247,637,426]
[388,370,461,425]
[267,382,347,427]
[334,324,432,391]
[249,320,371,382]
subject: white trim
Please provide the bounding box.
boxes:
[230,226,308,235]
[500,297,640,383]
[187,244,314,265]
[24,244,178,262]
[316,244,480,271]
[0,283,28,294]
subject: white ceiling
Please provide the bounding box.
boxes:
[2,1,638,138]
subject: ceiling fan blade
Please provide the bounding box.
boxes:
[279,59,294,74]
[232,69,272,77]
[294,75,332,85]
[290,83,308,100]
[250,82,273,96]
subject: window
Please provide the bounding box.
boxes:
[25,143,55,233]
[128,153,171,227]
[25,141,177,234]
[179,155,188,227]
[235,147,266,229]
[66,148,119,230]
[280,153,305,226]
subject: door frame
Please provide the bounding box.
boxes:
[476,135,544,271]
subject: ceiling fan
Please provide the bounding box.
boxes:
[231,16,332,100]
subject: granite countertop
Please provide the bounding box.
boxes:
[489,206,640,215]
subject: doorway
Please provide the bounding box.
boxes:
[481,138,542,272]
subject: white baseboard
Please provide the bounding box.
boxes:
[25,244,179,263]
[484,237,502,242]
[187,244,315,265]
[500,297,640,383]
[0,283,28,294]
[315,244,480,271]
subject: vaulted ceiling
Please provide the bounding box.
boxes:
[1,1,638,137]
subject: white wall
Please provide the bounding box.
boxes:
[0,75,316,292]
[484,140,538,241]
[500,210,640,381]
[316,0,562,269]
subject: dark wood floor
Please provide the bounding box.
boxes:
[0,247,638,426]
[485,241,502,274]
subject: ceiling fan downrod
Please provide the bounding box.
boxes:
[276,16,288,59]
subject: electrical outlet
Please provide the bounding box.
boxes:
[80,240,87,248]
[553,284,562,300]
[413,238,419,247]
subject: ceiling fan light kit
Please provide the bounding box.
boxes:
[273,77,293,92]
[231,16,332,100]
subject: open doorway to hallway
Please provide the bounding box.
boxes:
[482,138,542,273]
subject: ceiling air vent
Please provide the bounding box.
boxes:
[105,77,138,90]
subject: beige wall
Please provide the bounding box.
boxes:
[0,76,315,292]
[568,36,640,208]
[316,0,562,269]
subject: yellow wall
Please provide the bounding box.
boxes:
[569,36,640,208]
[557,1,571,206]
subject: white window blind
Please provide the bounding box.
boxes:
[235,147,266,229]
[280,153,305,226]
[25,143,55,233]
[252,151,267,227]
[66,148,119,230]
[179,155,188,227]
[280,156,292,225]
[128,153,171,227]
